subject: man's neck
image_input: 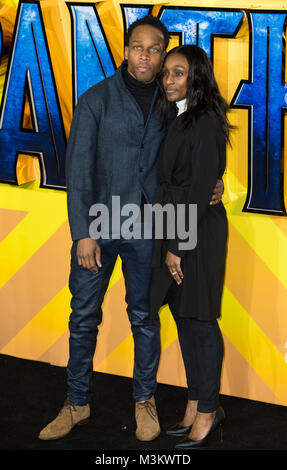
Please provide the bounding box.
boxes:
[122,66,157,124]
[124,68,156,87]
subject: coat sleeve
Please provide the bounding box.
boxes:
[168,116,225,258]
[65,92,99,241]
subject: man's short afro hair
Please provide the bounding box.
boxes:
[125,15,170,51]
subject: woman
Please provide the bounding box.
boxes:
[150,45,231,449]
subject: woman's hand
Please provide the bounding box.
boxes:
[166,251,183,285]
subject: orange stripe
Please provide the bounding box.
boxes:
[225,223,287,356]
[221,333,282,405]
[39,330,69,366]
[38,276,131,366]
[157,332,282,405]
[0,208,28,243]
[272,217,287,239]
[93,277,132,368]
[157,338,186,388]
[0,221,71,348]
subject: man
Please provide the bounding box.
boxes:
[38,15,223,442]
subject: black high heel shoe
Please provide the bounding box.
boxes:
[174,406,225,449]
[166,423,193,437]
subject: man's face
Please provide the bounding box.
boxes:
[124,25,166,84]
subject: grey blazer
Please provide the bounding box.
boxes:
[66,62,168,241]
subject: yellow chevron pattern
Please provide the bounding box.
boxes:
[1,0,287,407]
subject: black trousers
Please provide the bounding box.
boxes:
[169,297,224,413]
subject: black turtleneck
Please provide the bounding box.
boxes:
[122,66,157,215]
[122,67,156,124]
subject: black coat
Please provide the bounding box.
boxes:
[150,112,228,321]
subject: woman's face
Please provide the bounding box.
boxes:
[162,53,189,102]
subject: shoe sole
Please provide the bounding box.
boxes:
[136,428,161,441]
[38,417,90,441]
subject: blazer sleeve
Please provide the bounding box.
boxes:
[65,93,99,241]
[168,116,225,258]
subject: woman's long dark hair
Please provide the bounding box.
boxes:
[157,45,232,143]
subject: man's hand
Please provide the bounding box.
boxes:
[209,179,224,205]
[166,251,183,285]
[76,238,102,274]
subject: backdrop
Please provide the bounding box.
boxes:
[1,0,287,407]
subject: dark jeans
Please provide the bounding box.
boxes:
[67,234,160,405]
[170,307,224,413]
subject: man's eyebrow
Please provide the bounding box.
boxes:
[131,39,162,46]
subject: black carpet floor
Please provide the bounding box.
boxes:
[1,353,287,464]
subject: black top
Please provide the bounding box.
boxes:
[122,67,157,212]
[122,67,156,124]
[150,112,228,321]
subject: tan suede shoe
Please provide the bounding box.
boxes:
[38,398,90,440]
[135,396,160,441]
